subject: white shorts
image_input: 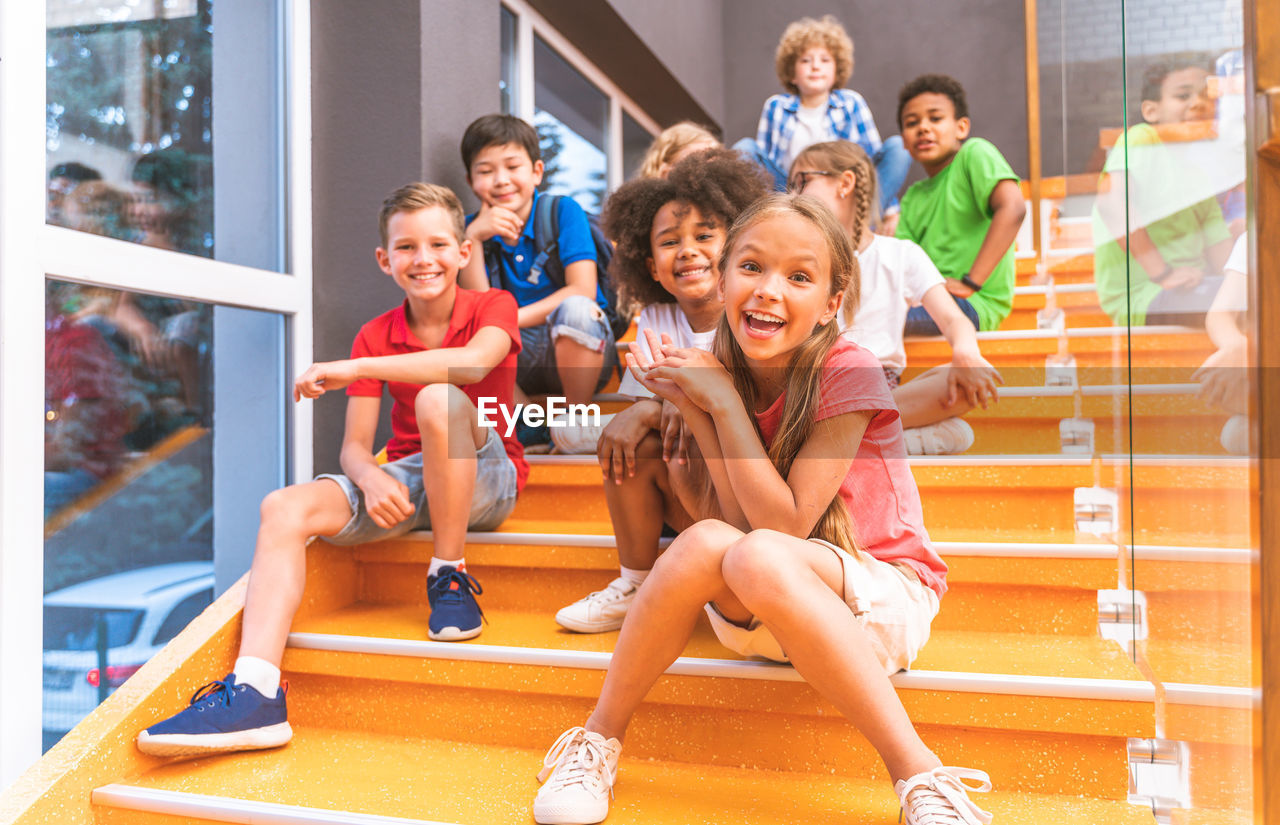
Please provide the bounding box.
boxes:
[704,539,940,675]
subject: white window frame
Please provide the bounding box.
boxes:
[0,0,312,781]
[501,0,660,192]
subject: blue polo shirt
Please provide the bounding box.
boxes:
[466,190,606,313]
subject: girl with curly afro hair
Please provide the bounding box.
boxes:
[550,147,769,635]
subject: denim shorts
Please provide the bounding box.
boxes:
[904,293,980,337]
[316,427,518,545]
[704,540,939,674]
[518,294,618,397]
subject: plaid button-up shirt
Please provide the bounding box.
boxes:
[755,88,884,172]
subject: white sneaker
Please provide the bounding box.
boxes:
[1220,414,1249,455]
[555,577,637,633]
[895,766,993,825]
[533,726,622,825]
[551,414,615,455]
[903,418,975,455]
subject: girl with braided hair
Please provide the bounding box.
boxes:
[790,141,1001,454]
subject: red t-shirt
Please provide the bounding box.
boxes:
[45,316,129,480]
[346,288,529,492]
[754,338,947,598]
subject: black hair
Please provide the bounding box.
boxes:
[49,162,101,183]
[897,74,969,129]
[460,114,541,173]
[602,147,770,309]
[1139,53,1213,104]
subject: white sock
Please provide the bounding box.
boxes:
[233,656,281,697]
[429,556,466,577]
[619,565,650,587]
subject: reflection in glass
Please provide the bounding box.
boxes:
[43,280,282,753]
[47,0,214,256]
[500,5,517,115]
[533,35,607,214]
[621,111,652,182]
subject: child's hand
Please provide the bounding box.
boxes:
[356,468,415,529]
[468,202,524,246]
[945,278,975,298]
[596,400,659,484]
[294,360,360,401]
[946,350,1003,409]
[628,329,735,414]
[1158,266,1204,290]
[1193,337,1249,413]
[659,400,690,464]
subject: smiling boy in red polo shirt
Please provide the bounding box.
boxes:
[136,182,525,758]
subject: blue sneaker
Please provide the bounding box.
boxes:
[136,674,291,757]
[427,566,485,641]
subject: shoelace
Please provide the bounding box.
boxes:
[537,727,616,798]
[587,579,634,604]
[189,679,235,711]
[428,568,486,620]
[899,767,992,825]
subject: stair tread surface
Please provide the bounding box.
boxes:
[105,727,1156,825]
[288,603,1149,684]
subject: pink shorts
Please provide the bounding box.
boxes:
[704,539,939,674]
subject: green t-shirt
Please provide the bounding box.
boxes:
[1090,123,1231,326]
[896,138,1019,331]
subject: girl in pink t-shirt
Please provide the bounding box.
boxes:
[533,195,992,825]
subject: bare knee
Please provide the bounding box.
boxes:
[721,530,793,608]
[655,519,742,579]
[259,486,313,539]
[415,383,468,433]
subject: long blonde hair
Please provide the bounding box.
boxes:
[791,140,878,326]
[711,194,861,549]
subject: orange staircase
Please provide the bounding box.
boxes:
[0,182,1257,825]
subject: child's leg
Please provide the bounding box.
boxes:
[893,365,975,429]
[731,137,788,192]
[547,295,614,408]
[238,479,354,666]
[415,383,487,562]
[718,530,939,783]
[874,136,913,212]
[585,519,751,741]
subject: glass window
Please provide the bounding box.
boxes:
[46,0,285,271]
[151,588,214,645]
[500,5,517,116]
[533,34,607,214]
[622,111,652,181]
[43,280,284,751]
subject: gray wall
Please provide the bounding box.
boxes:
[311,1,504,473]
[721,0,1031,181]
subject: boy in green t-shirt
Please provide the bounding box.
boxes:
[1091,57,1233,327]
[895,74,1026,333]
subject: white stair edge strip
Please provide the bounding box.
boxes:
[993,383,1198,398]
[286,632,1156,702]
[1162,683,1260,709]
[1015,283,1098,295]
[92,784,456,825]
[389,532,1252,564]
[911,324,1197,342]
[527,453,1249,468]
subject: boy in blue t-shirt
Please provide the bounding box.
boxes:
[459,115,617,445]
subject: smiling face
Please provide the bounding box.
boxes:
[467,141,544,222]
[899,92,970,175]
[1142,67,1214,125]
[647,201,726,313]
[721,211,842,372]
[376,205,471,304]
[792,45,837,101]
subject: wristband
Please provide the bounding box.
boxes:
[1150,265,1173,284]
[960,273,983,292]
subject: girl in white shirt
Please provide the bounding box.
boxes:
[552,148,771,633]
[789,140,1001,453]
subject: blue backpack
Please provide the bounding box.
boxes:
[482,193,631,339]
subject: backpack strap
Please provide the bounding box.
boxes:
[529,193,564,288]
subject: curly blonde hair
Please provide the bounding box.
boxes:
[775,15,854,96]
[637,122,720,179]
